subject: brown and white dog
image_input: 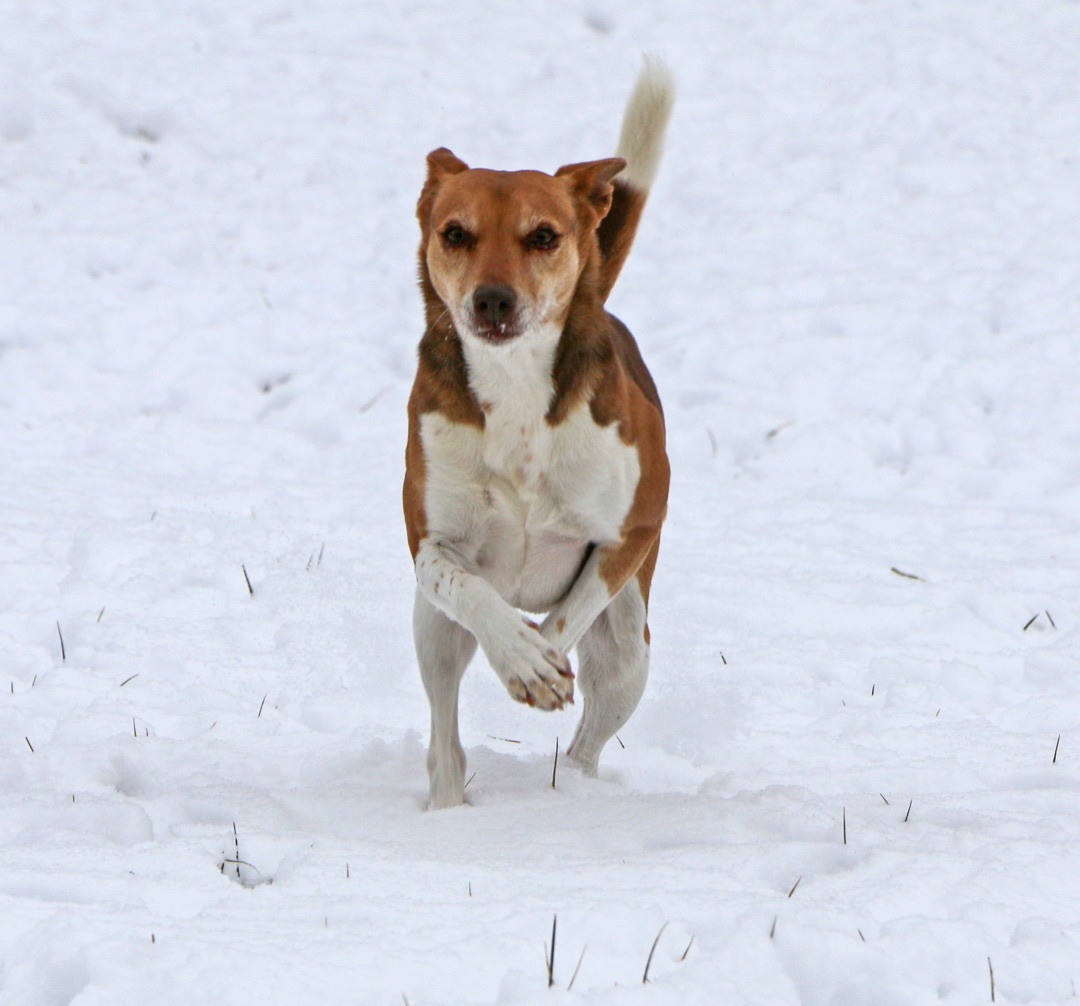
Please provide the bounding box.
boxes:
[403,60,674,808]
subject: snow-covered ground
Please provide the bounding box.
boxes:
[3,1,1080,1002]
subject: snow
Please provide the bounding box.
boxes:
[3,0,1080,1002]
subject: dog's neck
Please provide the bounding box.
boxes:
[459,322,562,421]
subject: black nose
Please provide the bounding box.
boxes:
[472,285,517,327]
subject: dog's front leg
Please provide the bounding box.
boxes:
[538,528,661,774]
[413,589,475,808]
[538,526,660,654]
[414,539,574,711]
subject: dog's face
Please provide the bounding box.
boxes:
[417,149,625,344]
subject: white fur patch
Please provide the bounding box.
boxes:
[418,329,640,614]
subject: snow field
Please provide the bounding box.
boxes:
[2,1,1080,1003]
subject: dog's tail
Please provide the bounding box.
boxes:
[597,56,675,303]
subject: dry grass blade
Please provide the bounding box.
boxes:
[890,566,924,581]
[567,945,587,991]
[642,922,668,983]
[546,914,557,988]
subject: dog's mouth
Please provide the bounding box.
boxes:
[472,319,520,344]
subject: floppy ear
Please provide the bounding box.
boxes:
[417,147,470,225]
[555,157,626,224]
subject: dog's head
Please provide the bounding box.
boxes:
[416,148,625,344]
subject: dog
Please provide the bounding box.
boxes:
[404,59,674,808]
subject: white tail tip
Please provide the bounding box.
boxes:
[615,55,675,191]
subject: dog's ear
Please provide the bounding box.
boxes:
[417,148,470,226]
[426,147,470,179]
[555,157,626,224]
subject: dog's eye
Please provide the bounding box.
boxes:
[442,224,469,248]
[527,226,559,251]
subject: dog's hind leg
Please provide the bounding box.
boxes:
[413,588,477,808]
[565,576,651,776]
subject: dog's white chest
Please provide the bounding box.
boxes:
[419,359,640,612]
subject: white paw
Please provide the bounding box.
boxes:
[484,616,574,711]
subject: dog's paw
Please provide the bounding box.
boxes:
[485,617,574,711]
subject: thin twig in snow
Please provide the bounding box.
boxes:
[788,876,802,898]
[551,738,559,789]
[766,419,795,440]
[359,386,392,414]
[1053,734,1061,764]
[25,736,34,752]
[545,915,557,988]
[988,956,995,1002]
[258,692,267,718]
[242,565,254,595]
[568,945,587,991]
[890,566,925,581]
[231,822,242,880]
[119,674,139,687]
[56,621,66,661]
[904,800,913,823]
[1023,613,1039,631]
[642,922,668,983]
